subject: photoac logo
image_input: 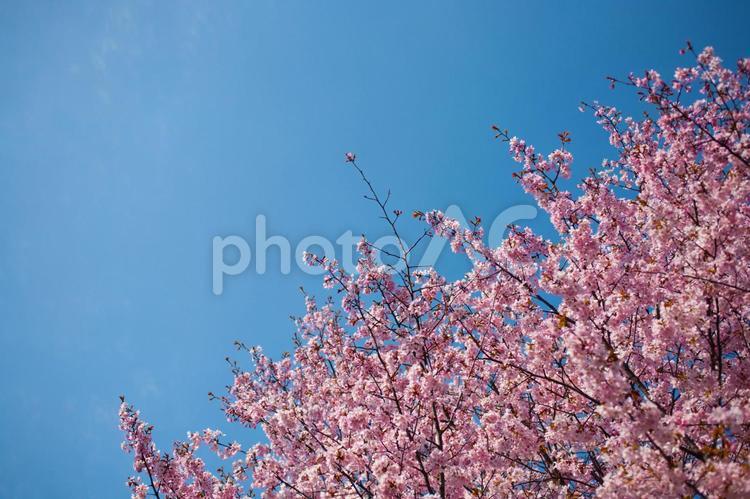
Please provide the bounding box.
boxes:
[212,204,537,295]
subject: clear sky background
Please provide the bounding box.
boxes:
[1,1,748,497]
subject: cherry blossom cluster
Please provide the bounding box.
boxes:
[121,45,750,498]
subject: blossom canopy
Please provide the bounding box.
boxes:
[121,46,750,498]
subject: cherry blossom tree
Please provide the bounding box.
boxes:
[120,45,750,498]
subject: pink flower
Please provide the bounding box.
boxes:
[120,46,750,498]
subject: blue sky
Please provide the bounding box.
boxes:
[0,1,748,497]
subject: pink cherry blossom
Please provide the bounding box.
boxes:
[121,46,750,498]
